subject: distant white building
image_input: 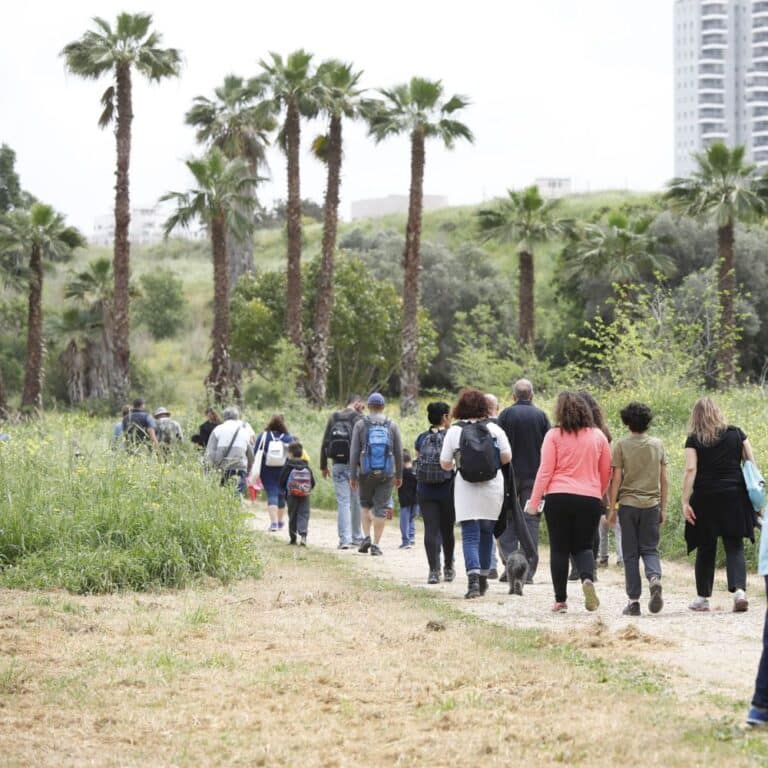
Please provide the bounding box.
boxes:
[91,206,168,247]
[534,177,572,199]
[350,194,449,221]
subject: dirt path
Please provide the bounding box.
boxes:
[251,503,765,701]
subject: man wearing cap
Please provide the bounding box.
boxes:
[154,406,183,446]
[320,394,366,549]
[349,393,403,556]
[122,397,159,448]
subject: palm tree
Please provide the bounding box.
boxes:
[0,203,85,411]
[161,149,256,401]
[366,78,473,415]
[666,142,768,382]
[61,13,182,403]
[477,186,565,347]
[258,50,317,351]
[185,74,276,290]
[306,60,364,407]
[563,211,675,288]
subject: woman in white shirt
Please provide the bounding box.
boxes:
[440,388,512,599]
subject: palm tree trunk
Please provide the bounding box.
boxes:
[400,129,425,417]
[717,221,736,384]
[207,212,231,402]
[60,340,86,405]
[21,244,44,411]
[518,249,535,346]
[111,61,133,404]
[307,114,343,407]
[285,99,303,351]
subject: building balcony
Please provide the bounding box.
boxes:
[700,52,726,62]
[699,94,725,104]
[747,78,768,90]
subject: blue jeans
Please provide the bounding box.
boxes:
[461,519,496,575]
[399,505,418,545]
[752,576,768,709]
[332,463,362,545]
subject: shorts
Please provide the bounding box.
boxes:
[359,474,394,518]
[266,489,286,508]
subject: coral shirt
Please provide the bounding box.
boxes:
[528,427,612,511]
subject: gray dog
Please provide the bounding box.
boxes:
[506,551,529,596]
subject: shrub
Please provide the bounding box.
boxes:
[134,269,188,340]
[0,423,261,593]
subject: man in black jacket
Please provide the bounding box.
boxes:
[497,379,551,580]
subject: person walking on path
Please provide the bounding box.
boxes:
[191,407,221,449]
[607,402,667,617]
[440,388,512,599]
[496,379,551,582]
[683,397,757,613]
[349,393,403,556]
[398,450,418,548]
[415,402,456,584]
[254,414,294,533]
[485,393,501,579]
[527,391,611,614]
[123,397,159,448]
[205,406,255,494]
[320,394,365,549]
[279,441,316,546]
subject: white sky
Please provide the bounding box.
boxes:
[1,1,673,234]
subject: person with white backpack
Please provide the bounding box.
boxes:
[253,414,294,533]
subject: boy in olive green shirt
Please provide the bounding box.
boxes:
[608,402,668,617]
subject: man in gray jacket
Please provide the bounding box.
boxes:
[349,392,403,556]
[205,406,255,494]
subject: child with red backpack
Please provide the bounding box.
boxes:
[279,441,316,546]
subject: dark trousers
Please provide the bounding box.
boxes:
[544,493,603,603]
[618,505,662,600]
[498,480,540,579]
[694,535,747,596]
[221,469,246,495]
[752,577,768,709]
[287,496,311,540]
[420,496,455,572]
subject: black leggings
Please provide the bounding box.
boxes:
[544,493,603,603]
[695,535,747,596]
[420,495,456,572]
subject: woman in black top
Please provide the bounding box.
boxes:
[682,397,756,613]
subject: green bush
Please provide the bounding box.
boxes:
[0,419,261,593]
[134,269,188,340]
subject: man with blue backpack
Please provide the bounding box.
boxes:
[349,392,403,556]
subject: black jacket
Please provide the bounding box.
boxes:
[497,401,551,486]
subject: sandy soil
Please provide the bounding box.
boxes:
[254,503,766,700]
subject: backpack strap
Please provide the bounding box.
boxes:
[219,425,242,467]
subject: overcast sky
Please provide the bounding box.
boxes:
[2,1,673,234]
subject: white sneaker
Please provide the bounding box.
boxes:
[734,589,749,613]
[688,596,710,612]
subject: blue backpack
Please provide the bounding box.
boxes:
[361,417,394,476]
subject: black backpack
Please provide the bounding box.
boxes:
[415,430,453,484]
[457,420,499,483]
[326,414,355,463]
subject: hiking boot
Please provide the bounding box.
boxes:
[370,544,383,556]
[268,523,279,533]
[688,596,710,612]
[487,568,499,580]
[443,565,455,583]
[465,574,481,599]
[747,706,768,727]
[648,578,663,614]
[582,579,599,611]
[734,589,749,613]
[551,602,568,613]
[428,570,440,585]
[398,542,410,549]
[358,536,372,553]
[478,575,489,596]
[622,601,641,617]
[288,537,297,545]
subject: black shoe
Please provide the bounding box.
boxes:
[622,601,641,617]
[428,570,440,584]
[443,565,455,583]
[358,536,371,553]
[465,573,480,599]
[487,568,499,580]
[478,575,489,596]
[648,579,663,614]
[289,537,297,545]
[370,544,383,556]
[499,570,508,583]
[568,569,579,581]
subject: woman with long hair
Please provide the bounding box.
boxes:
[683,397,756,612]
[439,389,512,598]
[527,391,612,613]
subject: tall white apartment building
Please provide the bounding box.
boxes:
[674,0,752,176]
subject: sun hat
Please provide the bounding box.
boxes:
[154,406,171,418]
[367,392,385,407]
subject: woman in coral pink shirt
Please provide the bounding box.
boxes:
[526,392,612,613]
